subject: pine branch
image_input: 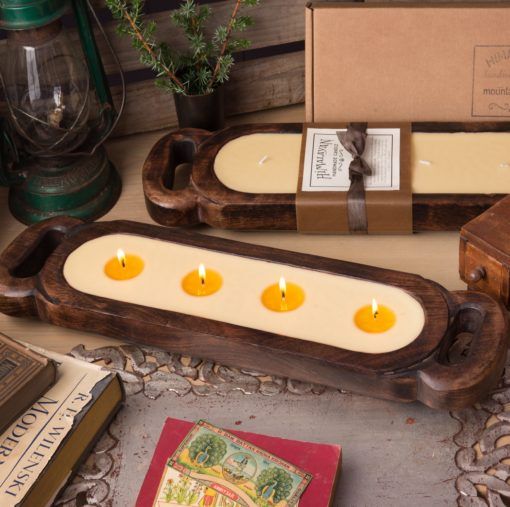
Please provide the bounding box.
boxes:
[107,0,185,91]
[123,10,185,90]
[207,0,242,89]
[107,0,258,96]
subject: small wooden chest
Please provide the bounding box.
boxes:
[460,195,510,308]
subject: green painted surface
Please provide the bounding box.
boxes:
[0,0,121,223]
[8,148,122,224]
[0,0,69,29]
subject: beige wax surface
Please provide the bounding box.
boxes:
[63,234,425,354]
[213,132,510,194]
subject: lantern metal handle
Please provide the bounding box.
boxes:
[72,0,126,156]
[0,0,125,159]
[0,119,25,187]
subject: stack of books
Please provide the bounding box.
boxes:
[0,334,124,507]
[0,333,342,506]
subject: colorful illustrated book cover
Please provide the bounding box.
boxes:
[168,420,312,507]
[154,464,242,506]
[136,418,342,507]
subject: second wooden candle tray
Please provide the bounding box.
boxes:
[0,217,507,410]
[142,123,509,232]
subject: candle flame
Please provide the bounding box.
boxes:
[117,249,126,268]
[279,276,287,301]
[372,298,379,319]
[259,155,269,165]
[198,263,206,285]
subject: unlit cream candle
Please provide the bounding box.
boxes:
[63,234,425,354]
[213,132,510,194]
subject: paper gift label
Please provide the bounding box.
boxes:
[296,123,412,234]
[301,127,401,192]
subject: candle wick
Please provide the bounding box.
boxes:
[373,311,378,319]
[281,292,288,311]
[121,259,126,268]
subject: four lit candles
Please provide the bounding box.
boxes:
[104,249,396,334]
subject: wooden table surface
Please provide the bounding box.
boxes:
[0,105,466,506]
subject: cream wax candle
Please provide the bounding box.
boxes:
[213,132,510,194]
[63,234,425,354]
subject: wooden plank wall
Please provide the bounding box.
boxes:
[0,0,496,137]
[77,0,314,136]
[87,0,495,136]
[0,0,315,136]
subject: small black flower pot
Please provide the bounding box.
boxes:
[173,86,225,131]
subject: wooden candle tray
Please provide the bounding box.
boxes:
[0,217,507,409]
[142,123,508,232]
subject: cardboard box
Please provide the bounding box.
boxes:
[306,3,510,122]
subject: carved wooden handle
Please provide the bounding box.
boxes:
[417,290,508,409]
[142,129,212,226]
[0,216,82,317]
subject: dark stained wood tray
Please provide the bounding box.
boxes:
[0,217,507,409]
[142,123,508,231]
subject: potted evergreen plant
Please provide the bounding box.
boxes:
[106,0,259,130]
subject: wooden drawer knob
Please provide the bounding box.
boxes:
[467,267,486,283]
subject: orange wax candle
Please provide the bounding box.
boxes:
[182,263,222,297]
[354,299,396,333]
[261,277,305,312]
[104,249,144,280]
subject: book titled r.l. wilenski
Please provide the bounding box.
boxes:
[0,343,124,507]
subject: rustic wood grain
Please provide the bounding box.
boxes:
[0,216,507,409]
[0,114,489,506]
[0,106,466,352]
[0,1,309,136]
[4,0,499,138]
[94,0,309,74]
[142,123,506,232]
[111,52,304,136]
[0,1,308,74]
[460,195,510,308]
[0,106,468,358]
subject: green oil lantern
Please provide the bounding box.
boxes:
[0,0,124,223]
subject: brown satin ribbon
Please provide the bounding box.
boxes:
[337,122,371,233]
